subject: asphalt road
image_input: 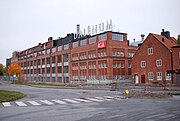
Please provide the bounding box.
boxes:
[0,81,180,121]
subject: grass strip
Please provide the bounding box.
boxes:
[0,90,25,103]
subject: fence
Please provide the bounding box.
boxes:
[0,75,133,85]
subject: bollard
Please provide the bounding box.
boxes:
[144,85,147,92]
[164,85,166,90]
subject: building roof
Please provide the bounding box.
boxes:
[151,33,177,50]
[130,40,143,46]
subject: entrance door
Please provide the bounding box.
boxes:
[141,75,145,83]
[135,75,139,84]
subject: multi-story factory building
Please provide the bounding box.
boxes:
[10,26,137,84]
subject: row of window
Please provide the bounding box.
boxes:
[23,66,68,74]
[148,72,171,80]
[141,59,162,68]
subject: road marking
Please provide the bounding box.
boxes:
[95,97,112,101]
[74,98,92,103]
[40,100,54,105]
[86,97,104,102]
[104,96,114,99]
[27,101,41,106]
[52,99,67,104]
[15,101,27,106]
[145,113,167,119]
[159,114,175,119]
[2,102,11,107]
[63,99,80,104]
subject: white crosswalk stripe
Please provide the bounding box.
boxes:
[52,99,67,104]
[95,97,112,101]
[85,97,104,102]
[40,100,54,105]
[15,101,27,106]
[2,102,11,107]
[63,99,80,104]
[1,95,125,107]
[103,96,114,99]
[74,98,92,103]
[27,101,41,106]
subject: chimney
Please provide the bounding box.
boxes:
[48,37,53,41]
[76,24,80,34]
[161,29,170,39]
[133,38,135,42]
[141,34,145,41]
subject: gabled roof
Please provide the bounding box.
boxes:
[151,33,177,50]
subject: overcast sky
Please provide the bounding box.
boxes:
[0,0,180,65]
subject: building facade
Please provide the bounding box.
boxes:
[132,30,178,84]
[10,31,137,84]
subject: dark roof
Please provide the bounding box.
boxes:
[151,33,177,49]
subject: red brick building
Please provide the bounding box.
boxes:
[132,30,178,84]
[171,46,180,85]
[10,30,137,84]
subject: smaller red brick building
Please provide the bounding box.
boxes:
[132,30,178,84]
[171,46,180,85]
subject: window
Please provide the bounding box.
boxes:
[42,59,45,65]
[42,50,46,55]
[52,67,56,73]
[141,61,146,68]
[64,44,69,50]
[58,67,62,73]
[47,49,50,54]
[47,67,50,73]
[117,64,121,68]
[57,55,62,63]
[52,47,56,53]
[38,59,40,65]
[64,54,68,62]
[80,39,87,46]
[46,58,50,64]
[128,64,131,68]
[148,72,154,80]
[156,59,162,67]
[166,73,171,80]
[58,46,62,51]
[121,64,124,68]
[73,41,78,48]
[148,48,153,55]
[128,53,134,57]
[52,56,55,63]
[157,72,162,80]
[112,33,123,41]
[89,36,96,44]
[98,34,107,41]
[64,66,68,73]
[34,60,36,66]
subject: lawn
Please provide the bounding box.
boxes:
[0,90,25,103]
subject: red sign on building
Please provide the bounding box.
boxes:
[97,41,107,48]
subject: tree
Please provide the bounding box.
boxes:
[8,63,22,76]
[0,64,5,76]
[177,34,180,45]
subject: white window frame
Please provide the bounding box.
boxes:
[64,44,69,50]
[47,49,50,54]
[148,48,153,55]
[166,72,171,80]
[148,72,154,80]
[58,46,62,51]
[157,72,162,80]
[156,59,162,67]
[141,61,146,68]
[52,47,56,53]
